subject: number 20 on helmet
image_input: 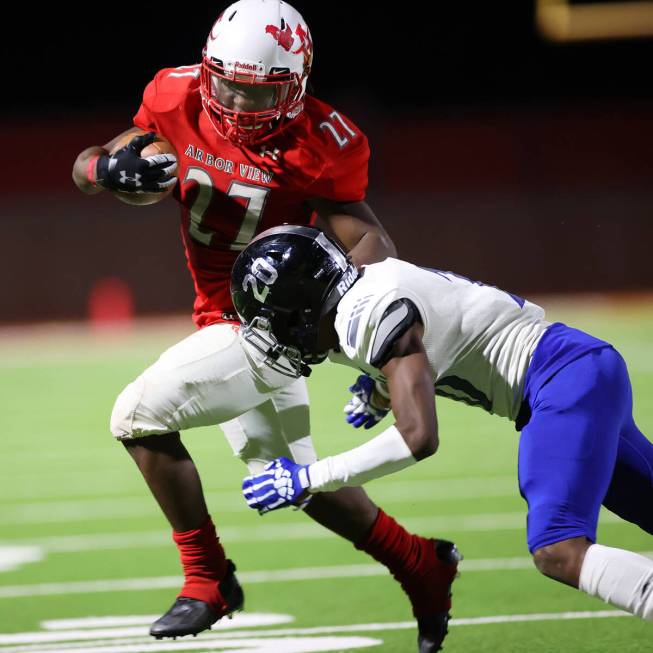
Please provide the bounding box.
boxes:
[231,226,358,377]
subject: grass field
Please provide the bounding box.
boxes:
[1,296,653,652]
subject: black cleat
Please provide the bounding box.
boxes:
[149,560,244,639]
[414,540,462,652]
[417,612,450,653]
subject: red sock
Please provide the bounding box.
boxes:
[173,515,228,610]
[355,509,456,617]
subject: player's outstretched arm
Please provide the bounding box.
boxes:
[242,322,438,514]
[72,127,143,194]
[381,322,439,459]
[309,198,397,267]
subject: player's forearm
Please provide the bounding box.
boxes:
[381,325,439,459]
[307,424,417,493]
[312,199,397,266]
[386,367,439,460]
[347,229,397,268]
[72,146,107,195]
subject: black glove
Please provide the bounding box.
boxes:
[96,132,177,193]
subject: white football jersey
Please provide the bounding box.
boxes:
[329,258,551,421]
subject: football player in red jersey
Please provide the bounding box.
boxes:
[72,1,458,650]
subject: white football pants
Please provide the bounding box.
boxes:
[110,323,316,473]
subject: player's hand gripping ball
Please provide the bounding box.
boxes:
[98,130,178,205]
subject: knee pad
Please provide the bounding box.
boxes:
[110,376,173,440]
[110,378,145,440]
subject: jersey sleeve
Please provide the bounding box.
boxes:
[336,284,422,372]
[132,66,200,133]
[133,72,162,132]
[307,113,370,202]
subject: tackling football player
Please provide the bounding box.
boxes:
[233,225,653,631]
[72,2,458,651]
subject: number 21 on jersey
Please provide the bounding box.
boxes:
[183,166,270,251]
[319,111,357,149]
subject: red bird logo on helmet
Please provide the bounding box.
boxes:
[266,24,295,51]
[292,23,313,69]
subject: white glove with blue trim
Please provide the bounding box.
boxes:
[242,457,311,515]
[344,374,391,429]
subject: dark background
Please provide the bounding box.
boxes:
[2,1,652,322]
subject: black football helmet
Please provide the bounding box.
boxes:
[231,225,358,377]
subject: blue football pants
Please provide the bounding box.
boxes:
[518,347,653,552]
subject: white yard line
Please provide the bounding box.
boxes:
[0,547,43,572]
[0,636,380,653]
[40,616,170,630]
[0,576,182,599]
[0,615,294,645]
[1,509,626,555]
[0,611,632,652]
[1,553,652,599]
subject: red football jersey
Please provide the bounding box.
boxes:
[133,64,370,328]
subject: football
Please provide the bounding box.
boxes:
[109,130,177,206]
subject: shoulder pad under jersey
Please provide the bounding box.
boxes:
[143,65,201,114]
[369,298,421,368]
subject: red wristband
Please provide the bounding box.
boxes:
[86,154,100,186]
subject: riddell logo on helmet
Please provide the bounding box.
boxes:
[233,61,263,72]
[336,267,357,297]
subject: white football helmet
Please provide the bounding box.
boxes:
[201,0,313,146]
